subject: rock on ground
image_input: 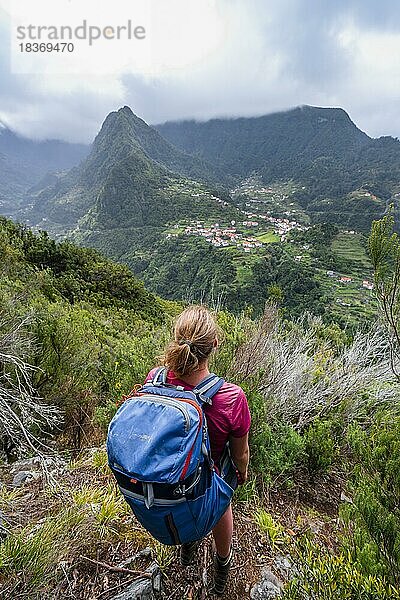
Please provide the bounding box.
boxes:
[272,555,293,580]
[12,470,41,487]
[250,554,298,599]
[250,567,284,599]
[110,563,161,600]
[10,454,67,487]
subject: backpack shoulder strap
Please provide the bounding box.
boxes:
[193,373,224,405]
[149,367,224,404]
[151,366,167,386]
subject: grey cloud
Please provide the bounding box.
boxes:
[0,8,118,142]
[0,1,400,142]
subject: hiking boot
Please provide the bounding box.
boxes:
[180,540,201,566]
[211,546,233,596]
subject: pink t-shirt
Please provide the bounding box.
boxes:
[145,368,251,464]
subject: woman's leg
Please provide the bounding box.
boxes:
[212,503,233,558]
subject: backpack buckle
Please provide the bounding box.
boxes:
[143,482,155,509]
[173,484,185,497]
[197,393,213,405]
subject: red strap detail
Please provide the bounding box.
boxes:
[181,447,195,481]
[116,384,143,408]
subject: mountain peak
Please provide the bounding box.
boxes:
[77,102,220,191]
[108,105,143,124]
[294,104,352,121]
[97,106,147,142]
[118,105,135,116]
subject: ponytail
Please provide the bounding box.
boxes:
[163,305,219,378]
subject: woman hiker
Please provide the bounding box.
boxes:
[144,305,251,594]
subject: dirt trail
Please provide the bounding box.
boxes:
[0,455,341,600]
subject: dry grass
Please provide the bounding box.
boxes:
[0,447,342,600]
[0,449,152,599]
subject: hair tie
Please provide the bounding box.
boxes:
[179,339,193,349]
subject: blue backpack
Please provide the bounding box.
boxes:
[107,367,238,545]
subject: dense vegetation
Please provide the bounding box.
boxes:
[93,222,374,325]
[235,309,400,598]
[0,214,399,598]
[87,231,329,320]
[0,216,175,452]
[158,106,400,231]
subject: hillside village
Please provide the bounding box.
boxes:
[166,214,307,252]
[182,222,264,251]
[162,176,377,321]
[232,176,309,222]
[166,177,309,251]
[242,213,306,241]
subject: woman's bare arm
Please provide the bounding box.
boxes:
[229,433,250,482]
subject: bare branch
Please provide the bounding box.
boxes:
[232,309,399,429]
[0,314,61,457]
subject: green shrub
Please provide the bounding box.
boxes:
[304,418,338,476]
[283,539,400,600]
[93,400,118,433]
[151,541,175,573]
[254,510,287,548]
[341,417,400,587]
[234,477,258,503]
[213,310,248,377]
[246,396,305,484]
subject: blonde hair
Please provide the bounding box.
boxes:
[163,305,219,378]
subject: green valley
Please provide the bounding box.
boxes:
[1,213,399,599]
[3,105,389,327]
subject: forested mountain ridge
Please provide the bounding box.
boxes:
[0,107,224,225]
[3,105,400,236]
[157,106,370,178]
[157,105,400,228]
[23,106,237,233]
[0,123,89,215]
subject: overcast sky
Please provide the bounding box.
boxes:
[0,0,400,143]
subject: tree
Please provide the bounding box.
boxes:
[368,210,400,380]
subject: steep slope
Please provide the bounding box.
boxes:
[77,106,219,187]
[157,106,400,213]
[0,123,88,214]
[24,106,239,233]
[96,106,228,184]
[156,106,370,178]
[1,214,398,600]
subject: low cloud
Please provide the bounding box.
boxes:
[0,0,399,142]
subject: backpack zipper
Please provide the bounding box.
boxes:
[138,394,191,431]
[178,398,204,480]
[132,394,206,481]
